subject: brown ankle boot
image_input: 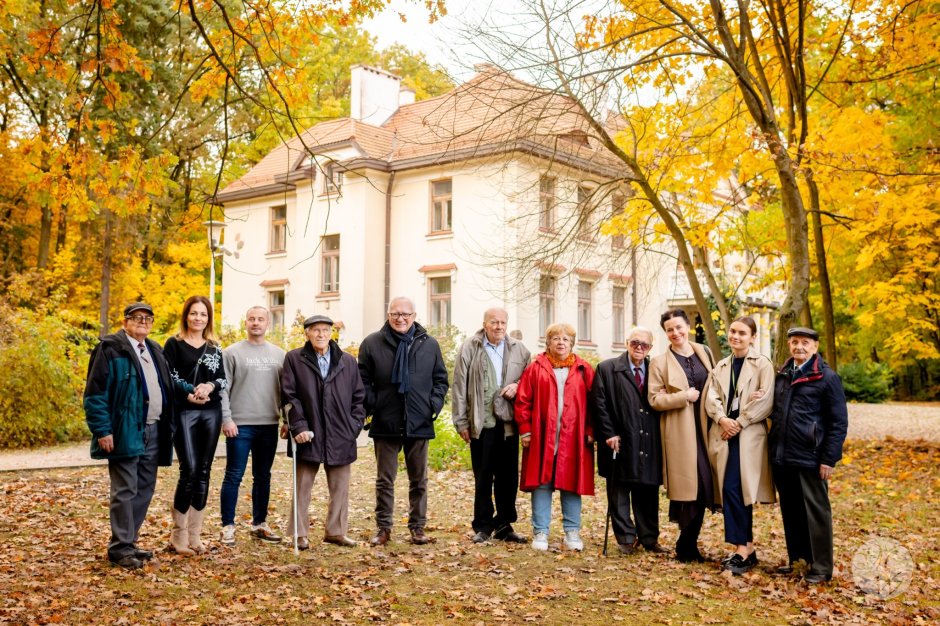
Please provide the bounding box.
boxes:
[188,507,206,554]
[170,508,195,556]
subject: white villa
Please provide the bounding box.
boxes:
[215,65,776,358]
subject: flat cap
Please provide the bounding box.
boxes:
[303,314,334,328]
[123,302,154,317]
[786,326,819,340]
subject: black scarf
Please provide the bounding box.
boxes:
[390,325,417,394]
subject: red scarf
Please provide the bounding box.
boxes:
[545,352,577,368]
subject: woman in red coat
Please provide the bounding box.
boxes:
[515,323,595,551]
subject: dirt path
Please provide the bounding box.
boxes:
[0,404,935,472]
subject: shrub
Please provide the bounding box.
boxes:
[427,405,471,471]
[840,361,893,403]
[0,303,93,448]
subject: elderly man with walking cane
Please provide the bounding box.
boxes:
[593,327,669,555]
[282,315,365,549]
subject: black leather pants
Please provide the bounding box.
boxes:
[174,407,222,512]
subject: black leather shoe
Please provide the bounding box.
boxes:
[472,531,491,544]
[617,543,636,555]
[497,531,527,544]
[110,555,143,570]
[776,564,795,575]
[724,554,754,575]
[804,572,831,584]
[676,547,706,563]
[133,548,153,561]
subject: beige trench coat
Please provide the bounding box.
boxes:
[704,348,776,506]
[648,341,713,502]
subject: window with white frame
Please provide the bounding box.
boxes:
[577,185,594,241]
[269,290,285,329]
[270,205,287,253]
[428,276,452,326]
[323,164,343,194]
[611,194,625,249]
[539,274,556,338]
[539,176,555,231]
[321,235,340,293]
[612,285,626,345]
[430,179,452,232]
[577,280,593,341]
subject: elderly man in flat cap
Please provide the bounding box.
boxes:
[768,327,848,584]
[281,314,365,549]
[84,303,176,569]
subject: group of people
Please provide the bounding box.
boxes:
[84,298,847,585]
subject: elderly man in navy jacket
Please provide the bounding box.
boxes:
[769,327,848,584]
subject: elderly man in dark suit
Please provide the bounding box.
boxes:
[592,327,668,555]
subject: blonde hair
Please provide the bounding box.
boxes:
[545,322,576,344]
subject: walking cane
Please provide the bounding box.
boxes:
[284,404,299,556]
[603,449,617,557]
[291,437,299,556]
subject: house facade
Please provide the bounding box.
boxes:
[215,65,774,359]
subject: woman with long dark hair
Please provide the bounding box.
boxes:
[648,309,714,562]
[163,295,227,555]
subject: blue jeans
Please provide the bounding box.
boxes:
[531,483,581,534]
[220,424,279,526]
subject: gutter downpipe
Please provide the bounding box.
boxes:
[384,171,396,315]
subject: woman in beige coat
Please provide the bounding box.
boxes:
[648,309,714,562]
[705,316,775,574]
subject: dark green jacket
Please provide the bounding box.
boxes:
[83,330,175,464]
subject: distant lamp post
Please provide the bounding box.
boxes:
[204,219,228,318]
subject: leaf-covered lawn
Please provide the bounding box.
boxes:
[1,439,937,625]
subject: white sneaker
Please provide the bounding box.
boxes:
[564,529,583,551]
[220,524,236,545]
[532,532,549,551]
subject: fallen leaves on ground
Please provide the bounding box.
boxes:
[0,439,937,625]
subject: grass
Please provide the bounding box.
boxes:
[0,438,937,625]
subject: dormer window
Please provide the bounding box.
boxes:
[323,163,343,195]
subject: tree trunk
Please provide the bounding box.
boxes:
[806,169,837,371]
[694,245,732,331]
[98,208,112,338]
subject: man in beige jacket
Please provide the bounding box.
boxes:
[452,308,531,544]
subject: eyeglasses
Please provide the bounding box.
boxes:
[388,312,414,319]
[126,315,154,324]
[629,340,652,350]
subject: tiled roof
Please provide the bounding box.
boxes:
[218,67,624,201]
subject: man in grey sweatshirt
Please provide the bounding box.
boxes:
[218,306,287,545]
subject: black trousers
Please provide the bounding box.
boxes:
[174,408,222,512]
[606,479,660,547]
[469,427,520,535]
[723,436,753,545]
[773,464,834,577]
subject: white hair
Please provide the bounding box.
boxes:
[387,296,416,314]
[628,326,654,343]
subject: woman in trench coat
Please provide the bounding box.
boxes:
[648,309,714,562]
[704,316,775,574]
